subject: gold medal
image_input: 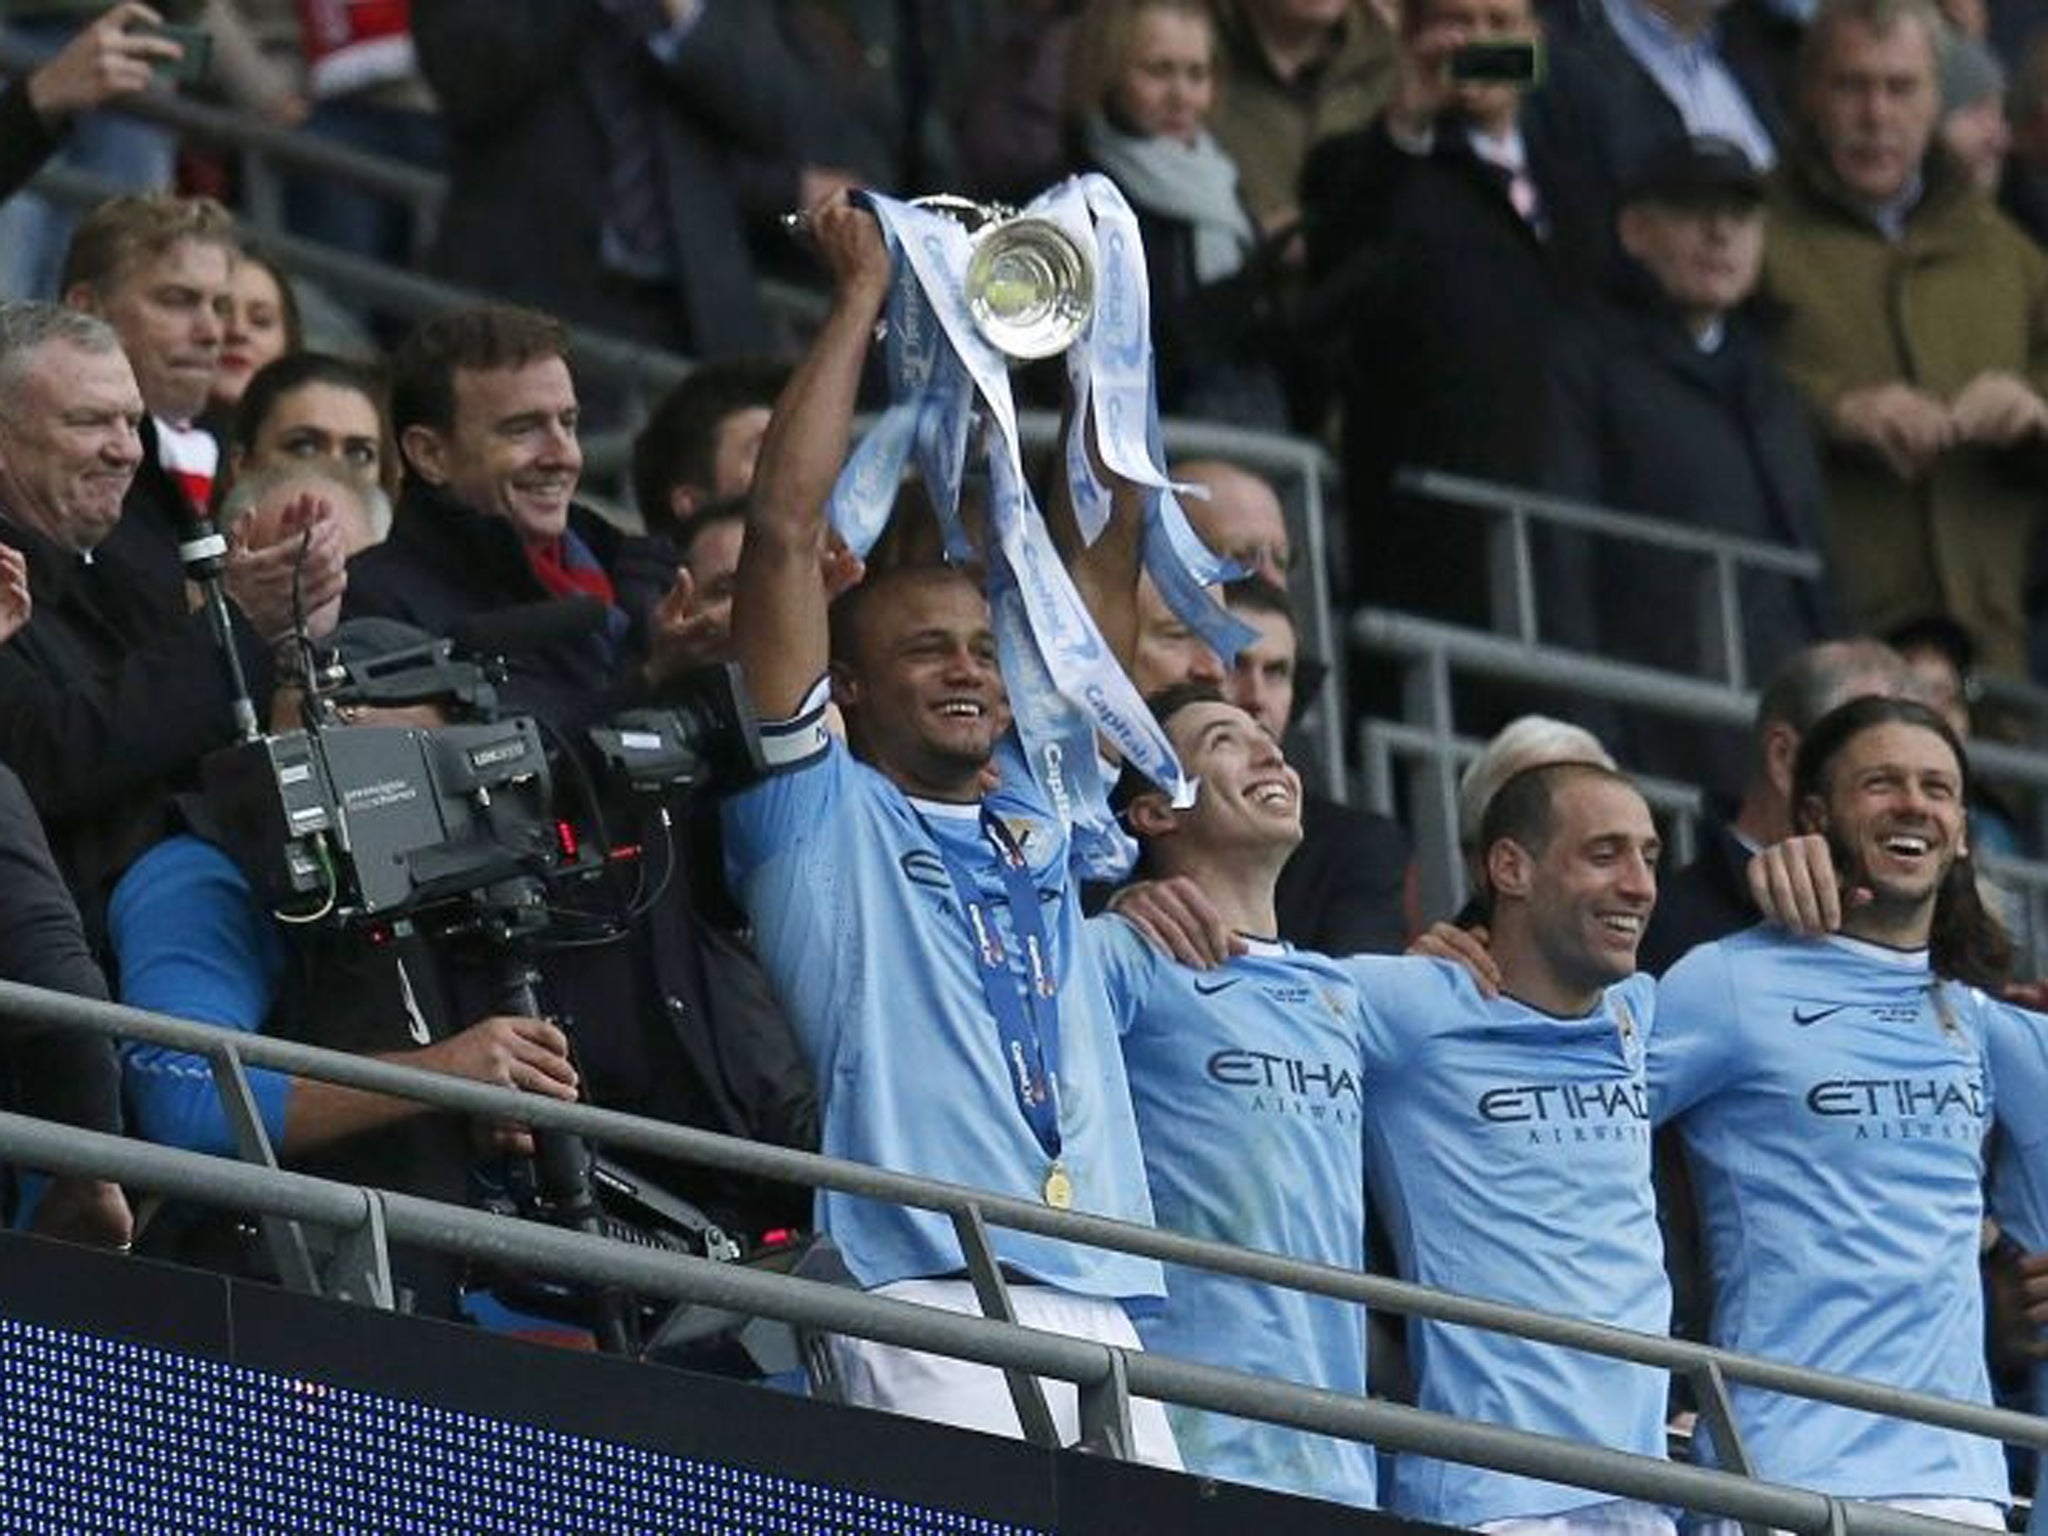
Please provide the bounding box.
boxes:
[1042,1163,1074,1209]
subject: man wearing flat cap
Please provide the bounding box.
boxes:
[1544,133,1841,800]
[1762,0,2048,682]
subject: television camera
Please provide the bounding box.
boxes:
[196,577,767,1355]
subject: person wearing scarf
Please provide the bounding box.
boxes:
[1066,0,1289,425]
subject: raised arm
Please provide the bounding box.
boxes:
[729,197,891,719]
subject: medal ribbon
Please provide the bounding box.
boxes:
[916,807,1064,1162]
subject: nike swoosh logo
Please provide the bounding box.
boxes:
[1792,1005,1847,1027]
[1193,977,1241,996]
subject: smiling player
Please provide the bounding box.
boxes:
[1651,695,2011,1529]
[1104,699,1676,1529]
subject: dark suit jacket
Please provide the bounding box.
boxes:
[0,761,121,1136]
[344,480,676,732]
[1522,9,1784,283]
[1637,817,1759,976]
[1543,291,1841,793]
[1276,792,1411,957]
[413,1,873,358]
[0,79,60,206]
[1301,118,1567,617]
[0,512,272,937]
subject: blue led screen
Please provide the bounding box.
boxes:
[0,1316,1050,1535]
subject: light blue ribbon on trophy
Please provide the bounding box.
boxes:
[828,213,969,561]
[1067,173,1258,663]
[985,554,1120,871]
[983,428,1186,866]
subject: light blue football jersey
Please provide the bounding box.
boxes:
[723,726,1161,1302]
[1983,998,2048,1534]
[1344,957,1671,1528]
[1652,929,2005,1502]
[1095,919,1376,1508]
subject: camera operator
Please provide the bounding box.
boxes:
[0,301,346,936]
[108,612,580,1316]
[342,301,816,1244]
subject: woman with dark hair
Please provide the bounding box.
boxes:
[218,351,393,548]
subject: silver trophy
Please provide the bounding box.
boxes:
[915,195,1096,361]
[786,194,1096,361]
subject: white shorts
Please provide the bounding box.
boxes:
[1480,1498,1679,1536]
[813,1278,1183,1470]
[1688,1496,2006,1536]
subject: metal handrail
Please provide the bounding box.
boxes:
[0,1107,1998,1536]
[1398,469,1826,576]
[0,973,2041,1531]
[1394,467,1830,693]
[1353,604,2048,927]
[0,39,445,208]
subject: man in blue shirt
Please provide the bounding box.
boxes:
[718,197,1175,1460]
[108,615,581,1317]
[1096,683,1378,1506]
[1654,695,2012,1529]
[1359,758,1674,1534]
[1111,704,1675,1528]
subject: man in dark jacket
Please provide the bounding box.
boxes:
[410,1,886,363]
[0,302,346,934]
[1544,135,1841,798]
[1524,0,1783,276]
[344,303,816,1240]
[58,193,247,619]
[1301,0,1562,640]
[0,756,131,1250]
[1762,0,2048,680]
[346,304,681,730]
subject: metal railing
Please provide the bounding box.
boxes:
[0,977,2040,1535]
[1395,468,1828,695]
[1353,605,2048,941]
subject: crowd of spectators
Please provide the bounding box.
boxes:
[10,0,2048,1529]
